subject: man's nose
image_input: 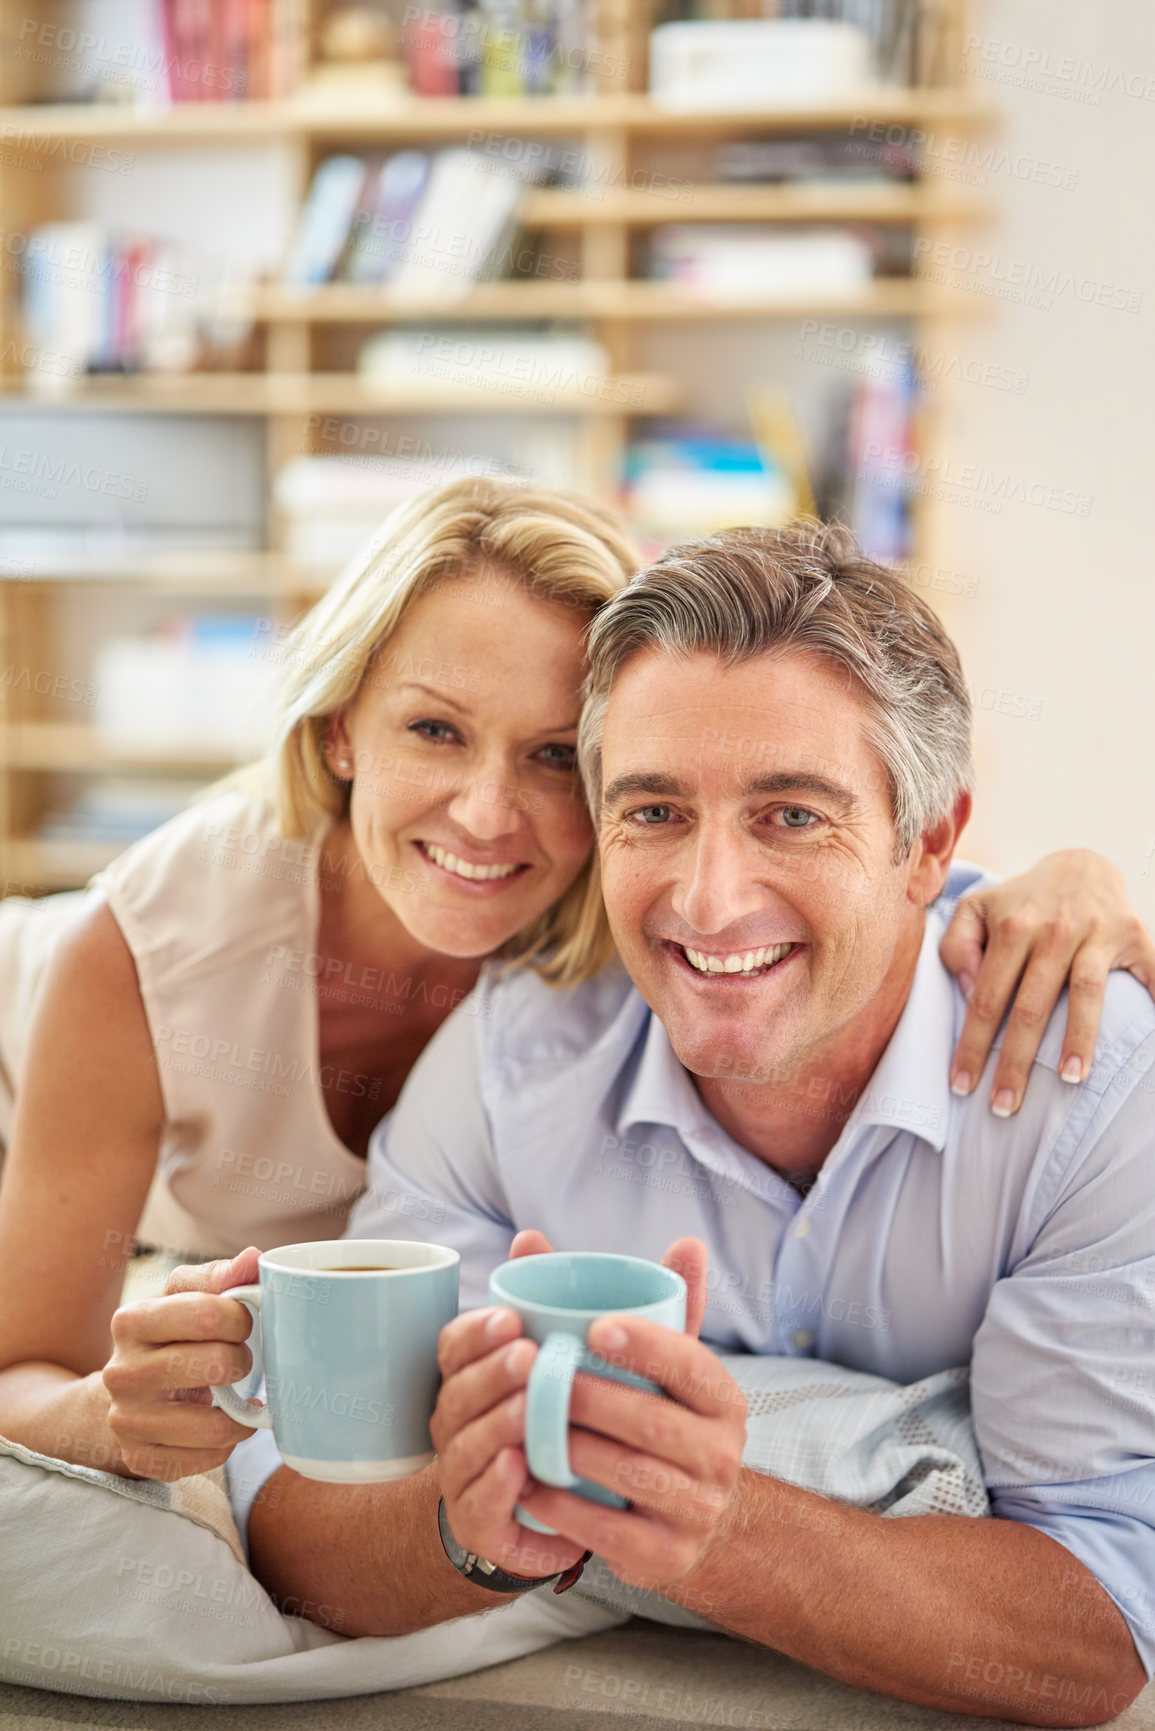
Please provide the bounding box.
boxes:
[445,758,524,841]
[670,826,765,935]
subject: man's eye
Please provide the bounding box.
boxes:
[537,743,577,770]
[408,719,459,743]
[632,805,672,825]
[779,806,818,828]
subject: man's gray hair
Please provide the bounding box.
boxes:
[578,520,974,853]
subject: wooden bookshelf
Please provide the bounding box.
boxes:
[0,370,680,414]
[237,280,981,324]
[0,89,995,147]
[0,0,989,892]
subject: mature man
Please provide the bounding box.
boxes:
[228,524,1155,1723]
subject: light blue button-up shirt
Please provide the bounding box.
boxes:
[346,872,1155,1673]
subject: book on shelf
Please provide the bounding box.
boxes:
[160,0,287,101]
[283,148,530,304]
[92,615,281,757]
[623,426,797,559]
[714,134,918,184]
[845,359,918,564]
[404,1,594,99]
[357,325,610,393]
[38,781,200,849]
[275,453,525,569]
[648,225,875,300]
[21,222,254,378]
[649,3,919,92]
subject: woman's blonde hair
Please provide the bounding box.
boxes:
[259,475,639,986]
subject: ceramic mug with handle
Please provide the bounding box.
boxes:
[211,1239,459,1483]
[488,1250,687,1533]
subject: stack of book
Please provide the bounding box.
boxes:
[22,222,250,378]
[93,615,281,757]
[405,1,594,97]
[845,360,918,564]
[38,782,197,850]
[283,150,529,304]
[648,226,875,301]
[274,455,520,570]
[624,428,795,558]
[715,134,918,183]
[67,0,300,104]
[156,0,283,100]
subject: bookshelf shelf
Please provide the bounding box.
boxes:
[520,184,993,227]
[0,372,681,415]
[0,722,239,773]
[0,0,991,893]
[5,838,131,888]
[9,553,325,597]
[0,90,996,149]
[243,280,978,324]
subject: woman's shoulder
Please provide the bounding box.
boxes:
[93,780,321,972]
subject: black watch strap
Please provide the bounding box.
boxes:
[437,1497,590,1595]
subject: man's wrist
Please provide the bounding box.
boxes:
[436,1497,591,1595]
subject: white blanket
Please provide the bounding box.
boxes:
[0,1356,985,1704]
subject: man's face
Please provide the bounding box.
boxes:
[597,646,929,1086]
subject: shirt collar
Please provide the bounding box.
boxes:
[617,912,957,1157]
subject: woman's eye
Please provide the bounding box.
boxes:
[779,806,818,829]
[632,805,672,826]
[537,743,577,770]
[407,719,459,744]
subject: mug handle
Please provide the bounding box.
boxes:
[524,1332,628,1512]
[208,1284,272,1430]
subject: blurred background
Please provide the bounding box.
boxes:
[0,0,1150,916]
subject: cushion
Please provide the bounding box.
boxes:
[0,1355,987,1705]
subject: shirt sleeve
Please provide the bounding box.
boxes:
[969,1039,1155,1674]
[348,990,518,1313]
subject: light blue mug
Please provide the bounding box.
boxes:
[489,1251,687,1534]
[210,1239,459,1483]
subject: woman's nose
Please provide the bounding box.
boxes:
[446,770,524,841]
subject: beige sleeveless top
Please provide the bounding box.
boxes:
[0,787,373,1257]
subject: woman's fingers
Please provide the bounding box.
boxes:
[104,1338,253,1398]
[939,895,988,1003]
[162,1247,261,1299]
[948,912,1033,1102]
[983,937,1084,1114]
[111,1290,255,1348]
[1051,943,1115,1089]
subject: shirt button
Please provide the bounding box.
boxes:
[794,1219,812,1238]
[792,1329,814,1350]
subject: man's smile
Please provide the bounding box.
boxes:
[661,939,803,981]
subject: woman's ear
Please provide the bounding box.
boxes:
[323,711,354,782]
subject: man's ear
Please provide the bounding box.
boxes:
[906,790,972,908]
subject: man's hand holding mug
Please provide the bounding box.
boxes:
[431,1230,748,1594]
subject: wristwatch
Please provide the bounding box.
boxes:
[437,1497,591,1595]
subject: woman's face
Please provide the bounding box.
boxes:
[330,571,595,958]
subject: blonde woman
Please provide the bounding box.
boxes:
[0,477,1147,1484]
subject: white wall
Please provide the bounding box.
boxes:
[934,0,1155,918]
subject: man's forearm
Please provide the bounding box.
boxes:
[671,1471,1145,1727]
[248,1464,529,1637]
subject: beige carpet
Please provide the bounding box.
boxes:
[0,1622,1152,1730]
